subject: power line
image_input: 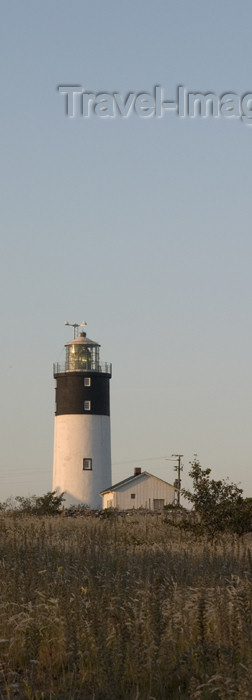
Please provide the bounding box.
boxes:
[112,456,171,466]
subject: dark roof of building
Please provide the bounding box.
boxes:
[100,471,176,495]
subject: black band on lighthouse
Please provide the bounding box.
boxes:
[55,372,110,416]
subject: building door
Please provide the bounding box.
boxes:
[153,499,164,511]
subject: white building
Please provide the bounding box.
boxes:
[101,468,177,510]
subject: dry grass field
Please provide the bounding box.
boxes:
[0,512,252,699]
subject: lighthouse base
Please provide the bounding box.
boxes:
[52,414,111,509]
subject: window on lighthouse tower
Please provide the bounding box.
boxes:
[83,459,92,470]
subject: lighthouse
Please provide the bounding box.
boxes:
[52,322,112,509]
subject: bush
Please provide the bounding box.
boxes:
[8,491,65,516]
[182,458,252,538]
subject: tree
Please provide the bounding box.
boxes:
[182,458,252,537]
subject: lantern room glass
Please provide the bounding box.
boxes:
[66,343,100,371]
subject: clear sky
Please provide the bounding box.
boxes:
[1,0,252,501]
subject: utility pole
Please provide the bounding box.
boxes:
[172,454,184,506]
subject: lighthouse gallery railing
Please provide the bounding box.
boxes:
[53,361,112,375]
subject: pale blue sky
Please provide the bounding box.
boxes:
[1,1,252,500]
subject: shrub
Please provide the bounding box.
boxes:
[13,491,65,516]
[182,458,252,538]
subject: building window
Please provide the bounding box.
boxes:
[83,458,92,470]
[107,499,113,508]
[84,377,91,387]
[84,400,91,411]
[131,493,136,499]
[153,499,164,511]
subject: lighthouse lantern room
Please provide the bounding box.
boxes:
[52,322,112,509]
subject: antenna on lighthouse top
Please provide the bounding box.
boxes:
[65,320,87,339]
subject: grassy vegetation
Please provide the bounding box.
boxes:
[0,513,252,699]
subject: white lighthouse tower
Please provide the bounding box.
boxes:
[52,322,112,509]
